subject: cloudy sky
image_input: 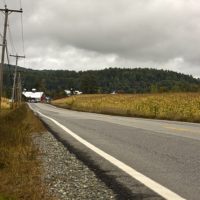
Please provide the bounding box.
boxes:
[0,0,200,77]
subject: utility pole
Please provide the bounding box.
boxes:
[17,72,22,105]
[10,54,25,108]
[0,5,22,110]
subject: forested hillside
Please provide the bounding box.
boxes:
[3,65,200,98]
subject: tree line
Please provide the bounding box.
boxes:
[3,65,200,98]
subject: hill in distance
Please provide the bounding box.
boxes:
[3,65,200,98]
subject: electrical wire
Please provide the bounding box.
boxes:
[20,11,25,56]
[19,0,22,8]
[0,0,6,6]
[7,21,17,55]
[19,0,26,67]
[5,40,13,84]
[0,0,6,36]
[5,41,9,64]
[1,1,25,98]
[0,11,4,38]
[0,0,6,8]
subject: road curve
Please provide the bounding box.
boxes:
[29,103,200,200]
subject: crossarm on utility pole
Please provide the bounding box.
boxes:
[10,54,25,59]
[0,8,23,13]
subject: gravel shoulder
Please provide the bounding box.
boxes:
[33,131,116,200]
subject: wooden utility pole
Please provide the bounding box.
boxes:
[10,54,25,108]
[17,72,22,105]
[0,5,22,110]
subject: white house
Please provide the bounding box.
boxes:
[64,90,82,96]
[74,90,82,95]
[23,91,46,102]
[64,90,71,95]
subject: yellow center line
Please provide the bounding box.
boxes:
[164,126,199,134]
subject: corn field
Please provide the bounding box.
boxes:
[53,93,200,122]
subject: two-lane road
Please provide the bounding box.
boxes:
[29,103,200,200]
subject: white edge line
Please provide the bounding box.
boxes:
[29,104,186,200]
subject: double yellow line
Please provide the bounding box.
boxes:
[164,126,199,134]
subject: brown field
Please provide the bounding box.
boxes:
[52,93,200,123]
[0,105,55,200]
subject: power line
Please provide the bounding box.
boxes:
[0,0,6,7]
[0,0,6,9]
[5,40,9,63]
[0,5,23,110]
[20,10,25,55]
[0,9,3,16]
[19,0,25,68]
[0,11,4,36]
[19,0,22,8]
[5,4,26,60]
[5,40,13,86]
[7,22,16,54]
[21,14,26,68]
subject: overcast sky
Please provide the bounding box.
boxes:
[0,0,200,77]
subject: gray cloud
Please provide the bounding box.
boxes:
[1,0,200,77]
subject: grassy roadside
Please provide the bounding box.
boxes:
[52,93,200,123]
[0,105,54,200]
[1,98,10,109]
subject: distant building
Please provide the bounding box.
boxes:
[111,91,116,94]
[64,90,71,95]
[74,90,82,95]
[64,89,82,96]
[23,91,46,102]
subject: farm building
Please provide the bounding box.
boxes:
[64,89,82,96]
[23,91,46,102]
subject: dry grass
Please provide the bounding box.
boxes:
[0,105,55,200]
[1,98,10,109]
[52,93,200,122]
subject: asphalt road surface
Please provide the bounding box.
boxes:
[29,103,200,200]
